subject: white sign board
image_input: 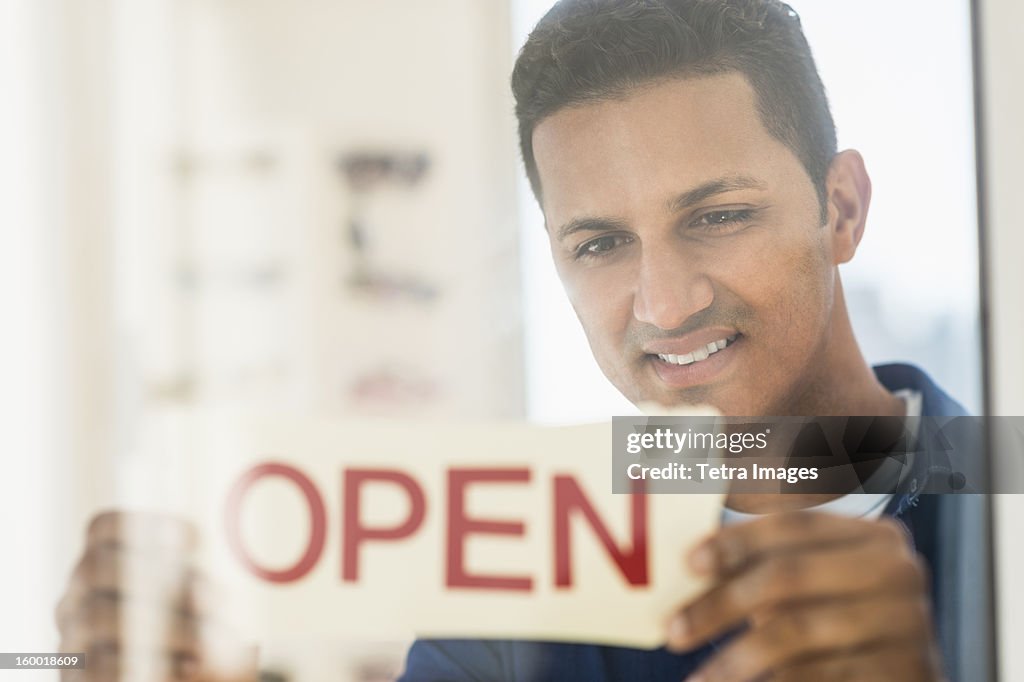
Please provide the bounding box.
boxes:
[127,413,724,649]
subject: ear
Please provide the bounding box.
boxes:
[824,150,872,264]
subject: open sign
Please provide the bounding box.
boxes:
[171,415,721,647]
[225,462,649,590]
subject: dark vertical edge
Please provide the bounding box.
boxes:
[968,0,1000,679]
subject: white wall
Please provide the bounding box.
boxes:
[0,1,65,672]
[124,0,524,421]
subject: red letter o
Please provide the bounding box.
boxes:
[224,462,326,583]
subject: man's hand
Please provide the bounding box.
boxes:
[667,512,945,682]
[56,511,257,681]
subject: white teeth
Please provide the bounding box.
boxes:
[657,336,735,366]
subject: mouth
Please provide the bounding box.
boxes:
[646,333,742,389]
[653,333,739,366]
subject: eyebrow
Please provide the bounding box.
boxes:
[554,175,767,242]
[666,175,767,213]
[554,216,631,242]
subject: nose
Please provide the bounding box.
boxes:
[632,243,714,330]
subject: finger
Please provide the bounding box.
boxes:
[60,598,256,682]
[60,510,200,629]
[62,633,255,682]
[669,540,928,650]
[58,580,243,650]
[87,510,199,552]
[67,639,252,681]
[59,591,203,655]
[768,640,944,682]
[57,537,247,619]
[56,542,198,632]
[66,644,200,682]
[58,641,197,682]
[684,593,933,682]
[687,512,910,576]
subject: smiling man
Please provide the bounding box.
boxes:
[400,1,975,680]
[536,72,901,420]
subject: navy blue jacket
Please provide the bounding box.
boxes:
[399,364,978,681]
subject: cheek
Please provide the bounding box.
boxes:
[563,268,633,346]
[736,232,833,346]
[706,234,832,413]
[560,266,640,381]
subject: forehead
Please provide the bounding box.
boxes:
[531,72,805,224]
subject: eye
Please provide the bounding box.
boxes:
[692,209,755,231]
[574,234,634,260]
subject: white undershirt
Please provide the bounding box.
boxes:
[720,389,923,526]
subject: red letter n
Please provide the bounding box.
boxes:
[553,476,648,588]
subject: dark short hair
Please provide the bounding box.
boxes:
[512,0,837,219]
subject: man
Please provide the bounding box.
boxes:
[57,2,979,680]
[400,0,976,680]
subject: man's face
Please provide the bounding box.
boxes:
[533,73,843,415]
